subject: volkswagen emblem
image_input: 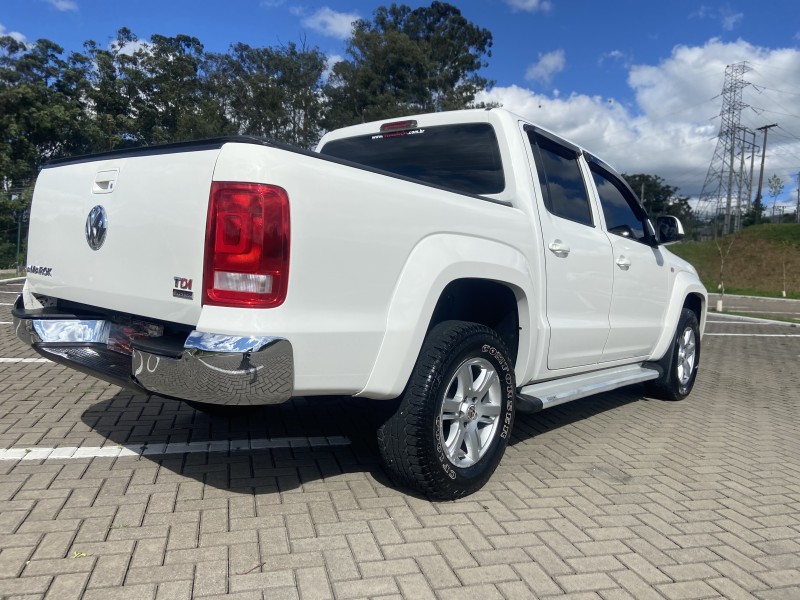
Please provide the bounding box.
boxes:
[85,205,108,251]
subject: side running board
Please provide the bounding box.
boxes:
[516,363,661,414]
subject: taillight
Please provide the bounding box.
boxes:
[203,182,290,308]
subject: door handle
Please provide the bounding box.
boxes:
[93,169,119,194]
[616,256,631,270]
[548,240,571,257]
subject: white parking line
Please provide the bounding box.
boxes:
[0,303,14,306]
[705,333,800,337]
[709,313,799,326]
[0,358,50,363]
[706,321,786,325]
[0,291,20,294]
[0,436,352,461]
[0,322,11,325]
[726,309,800,315]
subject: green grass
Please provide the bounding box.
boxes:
[670,224,800,299]
[0,271,23,280]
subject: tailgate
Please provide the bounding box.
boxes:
[25,147,221,325]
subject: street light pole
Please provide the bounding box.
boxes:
[15,210,22,275]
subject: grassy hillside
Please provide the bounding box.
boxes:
[669,224,800,299]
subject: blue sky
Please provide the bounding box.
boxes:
[2,0,800,210]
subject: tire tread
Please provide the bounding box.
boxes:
[377,320,513,499]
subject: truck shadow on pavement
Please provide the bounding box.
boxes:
[79,386,648,497]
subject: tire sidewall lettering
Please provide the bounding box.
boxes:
[434,340,515,479]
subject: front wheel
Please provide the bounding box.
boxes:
[647,308,701,401]
[377,321,516,500]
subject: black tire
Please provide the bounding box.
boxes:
[647,308,700,401]
[377,320,516,500]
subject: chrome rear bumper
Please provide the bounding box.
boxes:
[12,297,294,406]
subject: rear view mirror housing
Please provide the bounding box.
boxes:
[656,216,685,245]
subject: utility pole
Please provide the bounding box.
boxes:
[796,172,800,224]
[753,123,778,223]
[747,134,757,211]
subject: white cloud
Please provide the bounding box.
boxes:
[525,49,565,84]
[477,39,800,210]
[690,5,743,32]
[0,23,26,42]
[505,0,552,12]
[300,7,359,40]
[598,49,630,68]
[323,53,344,81]
[45,0,78,11]
[721,12,743,31]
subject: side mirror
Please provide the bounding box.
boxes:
[655,216,685,245]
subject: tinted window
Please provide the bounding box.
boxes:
[529,133,593,226]
[320,123,505,195]
[591,166,647,242]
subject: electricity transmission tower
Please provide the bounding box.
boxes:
[697,62,752,236]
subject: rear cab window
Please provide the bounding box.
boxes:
[319,123,505,196]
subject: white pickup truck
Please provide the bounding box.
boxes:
[14,108,706,499]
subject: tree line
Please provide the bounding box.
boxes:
[0,1,694,268]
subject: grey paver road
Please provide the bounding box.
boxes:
[1,279,799,600]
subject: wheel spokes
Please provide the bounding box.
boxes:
[441,396,461,418]
[445,421,467,460]
[470,368,497,400]
[438,356,504,468]
[677,327,696,385]
[463,422,481,462]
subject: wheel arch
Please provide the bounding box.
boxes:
[356,234,535,400]
[683,291,705,327]
[650,274,707,362]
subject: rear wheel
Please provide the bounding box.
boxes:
[647,308,700,401]
[377,321,516,500]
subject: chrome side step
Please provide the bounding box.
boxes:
[516,363,661,414]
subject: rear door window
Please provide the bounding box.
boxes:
[320,123,505,195]
[590,163,649,243]
[528,131,593,227]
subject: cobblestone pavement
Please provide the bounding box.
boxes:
[1,280,799,600]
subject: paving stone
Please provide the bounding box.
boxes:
[43,572,90,600]
[1,296,800,600]
[332,576,399,599]
[0,574,53,597]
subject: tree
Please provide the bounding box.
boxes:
[622,173,694,231]
[743,195,765,227]
[0,36,92,186]
[80,28,142,151]
[325,2,493,128]
[0,183,32,269]
[207,41,327,148]
[767,173,784,220]
[122,33,233,145]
